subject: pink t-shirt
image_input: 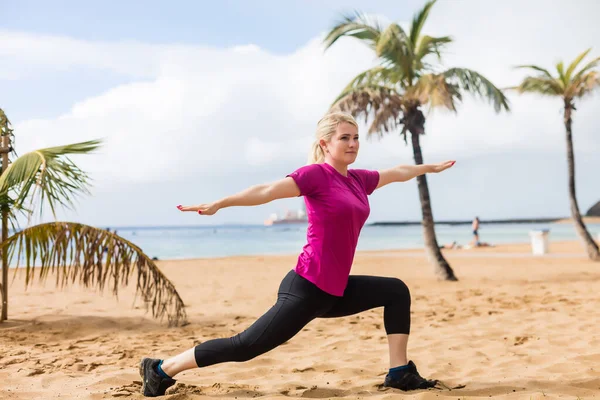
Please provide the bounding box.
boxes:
[287,163,380,296]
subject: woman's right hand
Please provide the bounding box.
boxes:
[177,203,220,215]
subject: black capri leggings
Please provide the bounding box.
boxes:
[194,269,411,367]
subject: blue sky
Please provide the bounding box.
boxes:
[4,1,422,49]
[2,0,419,121]
[2,0,600,228]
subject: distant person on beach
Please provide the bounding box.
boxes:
[440,241,461,249]
[139,112,455,397]
[471,217,480,245]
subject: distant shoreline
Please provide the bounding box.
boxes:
[370,216,600,226]
[89,216,600,231]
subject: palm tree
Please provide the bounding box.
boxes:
[323,0,509,280]
[512,49,600,261]
[0,108,187,325]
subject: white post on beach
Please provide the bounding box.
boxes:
[529,229,550,255]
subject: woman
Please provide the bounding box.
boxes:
[140,112,455,397]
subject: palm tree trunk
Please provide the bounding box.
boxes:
[1,134,9,322]
[564,101,600,261]
[410,131,458,280]
[1,204,6,322]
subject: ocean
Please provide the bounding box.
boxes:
[109,222,600,260]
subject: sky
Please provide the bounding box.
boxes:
[2,0,600,228]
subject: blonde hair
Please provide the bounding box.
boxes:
[308,111,358,164]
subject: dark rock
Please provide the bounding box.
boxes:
[586,201,600,217]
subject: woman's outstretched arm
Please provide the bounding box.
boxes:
[177,177,301,215]
[375,160,455,190]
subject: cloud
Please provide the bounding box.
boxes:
[8,32,384,185]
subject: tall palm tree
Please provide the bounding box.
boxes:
[0,108,187,325]
[512,49,600,261]
[323,0,509,280]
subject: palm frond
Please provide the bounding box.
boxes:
[443,68,510,112]
[369,105,404,138]
[415,35,452,64]
[0,140,102,217]
[0,193,31,233]
[3,222,187,326]
[408,74,460,112]
[376,23,413,76]
[568,70,600,99]
[409,0,437,49]
[0,109,13,138]
[565,48,592,81]
[556,61,567,87]
[323,11,382,51]
[572,56,600,82]
[513,64,565,95]
[0,109,13,134]
[514,65,555,80]
[512,76,564,97]
[331,85,404,138]
[332,66,401,105]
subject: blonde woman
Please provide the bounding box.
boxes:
[140,112,455,397]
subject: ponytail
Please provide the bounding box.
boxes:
[307,141,325,164]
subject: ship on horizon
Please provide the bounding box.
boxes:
[264,205,308,226]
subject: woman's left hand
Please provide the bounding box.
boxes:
[431,160,456,173]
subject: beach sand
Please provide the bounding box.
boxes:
[554,216,600,225]
[1,240,600,399]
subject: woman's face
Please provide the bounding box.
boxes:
[321,122,359,165]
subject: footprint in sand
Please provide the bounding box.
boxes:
[26,368,45,377]
[300,387,347,398]
[60,357,83,369]
[292,367,315,373]
[74,336,100,344]
[2,358,26,366]
[166,382,203,396]
[514,336,530,346]
[86,362,103,372]
[112,382,141,397]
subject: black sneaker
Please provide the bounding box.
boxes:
[383,360,438,391]
[139,358,176,397]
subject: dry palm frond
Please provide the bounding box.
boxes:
[332,85,404,139]
[406,73,459,111]
[3,222,187,326]
[567,70,600,99]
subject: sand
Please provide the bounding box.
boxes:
[554,217,600,225]
[1,240,600,399]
